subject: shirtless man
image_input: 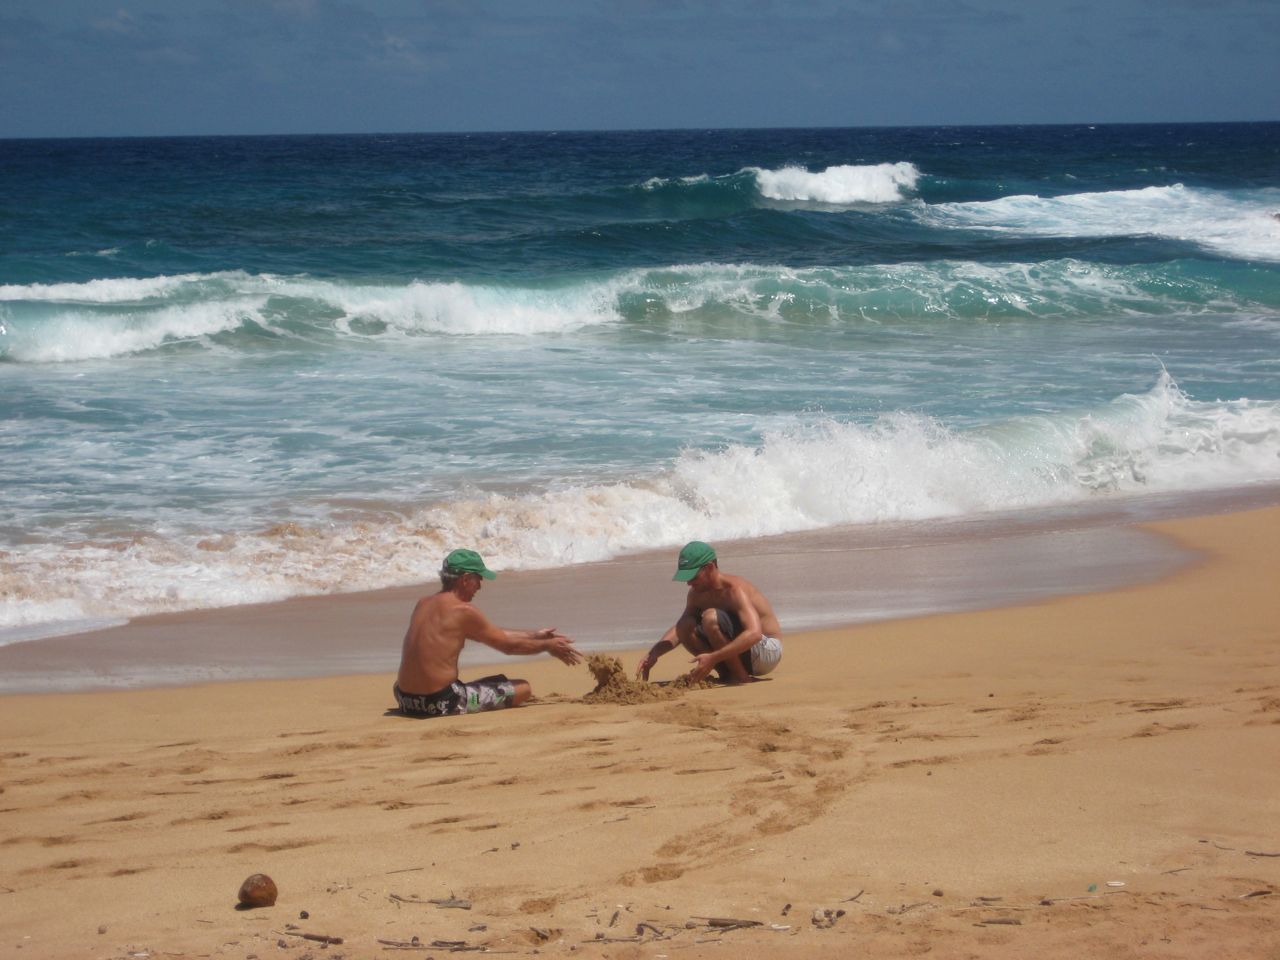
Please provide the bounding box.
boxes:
[636,541,783,685]
[393,548,582,718]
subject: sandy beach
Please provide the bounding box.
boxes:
[2,504,1278,959]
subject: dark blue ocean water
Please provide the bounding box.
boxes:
[2,123,1279,639]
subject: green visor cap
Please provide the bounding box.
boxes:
[672,540,716,581]
[443,548,497,580]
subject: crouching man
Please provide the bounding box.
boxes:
[637,541,782,685]
[394,549,582,717]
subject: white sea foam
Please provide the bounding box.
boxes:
[922,184,1280,262]
[0,257,1270,363]
[3,373,1278,632]
[314,278,626,336]
[0,272,634,361]
[638,162,920,204]
[1,298,269,363]
[750,162,920,204]
[0,272,248,303]
[640,173,711,190]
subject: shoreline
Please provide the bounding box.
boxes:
[0,503,1276,958]
[7,485,1268,694]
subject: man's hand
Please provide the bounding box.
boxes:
[537,628,582,666]
[687,652,718,683]
[636,654,655,681]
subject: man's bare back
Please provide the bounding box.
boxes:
[397,589,486,694]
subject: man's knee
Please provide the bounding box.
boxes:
[676,615,704,652]
[700,608,731,646]
[511,680,532,706]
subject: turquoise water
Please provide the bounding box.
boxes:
[2,124,1279,639]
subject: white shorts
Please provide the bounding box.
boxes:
[749,635,783,676]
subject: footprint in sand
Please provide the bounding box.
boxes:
[1130,698,1188,713]
[225,839,318,854]
[1129,722,1197,738]
[889,755,955,769]
[619,863,684,886]
[87,811,148,825]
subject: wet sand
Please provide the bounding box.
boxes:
[1,503,1278,958]
[0,489,1237,694]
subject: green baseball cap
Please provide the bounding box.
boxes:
[443,548,497,580]
[672,540,716,581]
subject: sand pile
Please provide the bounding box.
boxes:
[581,654,709,705]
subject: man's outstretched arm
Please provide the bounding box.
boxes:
[465,608,582,665]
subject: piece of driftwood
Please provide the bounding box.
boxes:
[841,890,865,903]
[430,940,486,952]
[430,896,473,909]
[694,916,764,929]
[1236,889,1272,899]
[280,930,344,945]
[378,937,429,951]
[884,902,926,916]
[1245,850,1280,857]
[389,893,473,910]
[1040,892,1128,905]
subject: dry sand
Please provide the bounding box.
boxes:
[2,506,1278,959]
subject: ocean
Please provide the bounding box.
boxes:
[3,123,1280,647]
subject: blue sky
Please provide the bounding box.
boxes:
[2,0,1276,138]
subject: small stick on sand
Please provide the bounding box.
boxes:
[431,941,487,952]
[1235,890,1272,899]
[841,890,865,903]
[430,896,473,909]
[1040,893,1128,905]
[693,916,764,930]
[388,893,472,909]
[979,917,1023,926]
[1245,850,1280,857]
[885,903,926,916]
[279,930,344,945]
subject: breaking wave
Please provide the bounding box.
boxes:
[4,372,1278,637]
[920,184,1280,262]
[3,258,1275,363]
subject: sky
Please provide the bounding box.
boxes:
[1,0,1277,138]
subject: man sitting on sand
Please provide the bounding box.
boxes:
[636,541,783,685]
[394,549,582,717]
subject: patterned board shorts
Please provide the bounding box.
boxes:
[394,675,517,718]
